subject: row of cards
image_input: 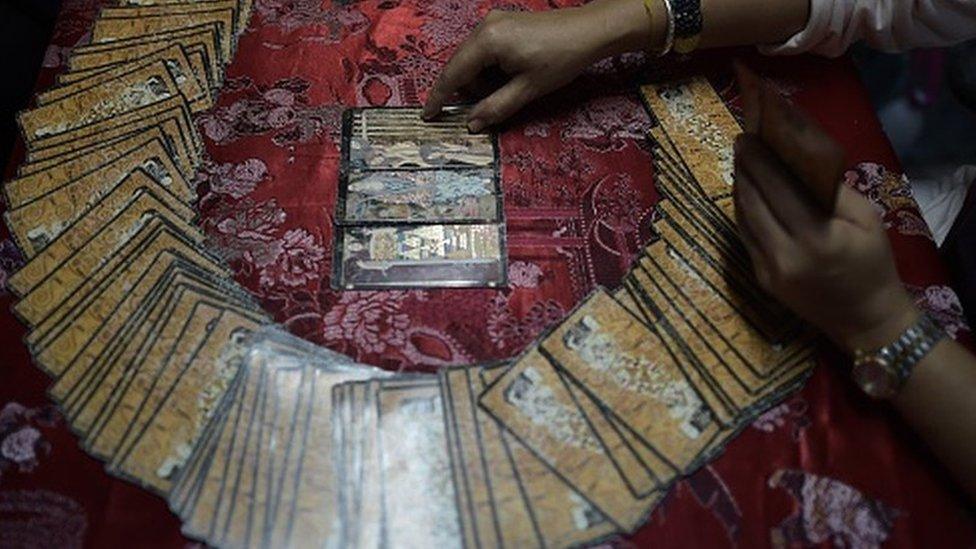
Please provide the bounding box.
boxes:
[164,77,817,549]
[332,107,507,289]
[5,0,264,499]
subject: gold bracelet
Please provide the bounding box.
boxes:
[642,0,674,57]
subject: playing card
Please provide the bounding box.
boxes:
[38,44,211,112]
[18,60,182,144]
[338,168,500,224]
[640,79,740,199]
[5,134,191,209]
[26,96,200,177]
[67,24,222,88]
[6,146,192,258]
[333,223,506,289]
[91,9,236,62]
[478,347,663,532]
[345,107,495,170]
[8,169,196,296]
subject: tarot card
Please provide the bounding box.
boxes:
[168,355,244,520]
[375,377,464,548]
[67,24,222,88]
[468,366,545,548]
[5,134,191,209]
[640,78,740,200]
[538,288,726,475]
[26,96,200,176]
[91,10,236,62]
[441,366,501,549]
[67,276,259,448]
[636,245,815,420]
[18,60,182,143]
[8,169,195,296]
[179,350,262,544]
[28,247,236,378]
[6,146,192,258]
[14,214,206,329]
[39,44,210,112]
[345,107,494,170]
[478,347,663,533]
[334,223,506,289]
[104,0,252,37]
[478,365,620,548]
[339,168,500,224]
[654,200,801,344]
[45,244,238,417]
[8,161,193,260]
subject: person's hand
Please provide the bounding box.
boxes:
[733,65,919,354]
[423,0,658,132]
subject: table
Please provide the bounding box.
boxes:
[1,0,973,546]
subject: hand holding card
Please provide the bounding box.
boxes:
[734,62,845,213]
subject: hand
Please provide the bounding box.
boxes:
[423,0,659,132]
[732,65,919,354]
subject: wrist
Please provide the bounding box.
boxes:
[838,291,920,355]
[581,0,666,60]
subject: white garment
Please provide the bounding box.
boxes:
[913,165,976,245]
[761,0,976,57]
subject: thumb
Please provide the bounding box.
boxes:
[834,184,881,229]
[467,76,535,132]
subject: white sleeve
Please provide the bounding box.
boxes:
[759,0,976,57]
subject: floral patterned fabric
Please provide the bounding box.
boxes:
[1,0,974,547]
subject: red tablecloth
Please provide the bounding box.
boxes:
[1,0,974,547]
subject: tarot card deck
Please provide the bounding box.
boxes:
[7,12,817,543]
[5,0,259,501]
[333,107,507,289]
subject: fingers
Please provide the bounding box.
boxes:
[467,76,535,132]
[733,164,791,261]
[834,183,883,229]
[733,61,762,134]
[758,84,846,212]
[734,134,822,236]
[423,30,495,120]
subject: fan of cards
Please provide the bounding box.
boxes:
[168,77,816,548]
[3,0,816,539]
[4,0,262,496]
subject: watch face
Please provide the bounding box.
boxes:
[852,359,899,399]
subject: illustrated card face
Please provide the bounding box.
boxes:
[640,79,740,200]
[346,107,494,170]
[5,135,191,209]
[26,97,200,177]
[478,348,662,532]
[334,223,505,289]
[67,24,222,87]
[6,145,192,258]
[340,168,499,224]
[539,289,724,474]
[376,379,463,548]
[18,60,181,143]
[9,169,195,296]
[38,44,209,112]
[91,11,235,62]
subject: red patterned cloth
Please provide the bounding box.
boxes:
[1,0,974,547]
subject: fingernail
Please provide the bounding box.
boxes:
[467,118,485,134]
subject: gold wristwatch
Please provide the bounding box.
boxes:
[851,313,944,400]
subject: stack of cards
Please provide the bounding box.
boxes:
[333,107,507,289]
[4,0,261,495]
[178,325,622,548]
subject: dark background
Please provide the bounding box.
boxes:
[0,0,62,170]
